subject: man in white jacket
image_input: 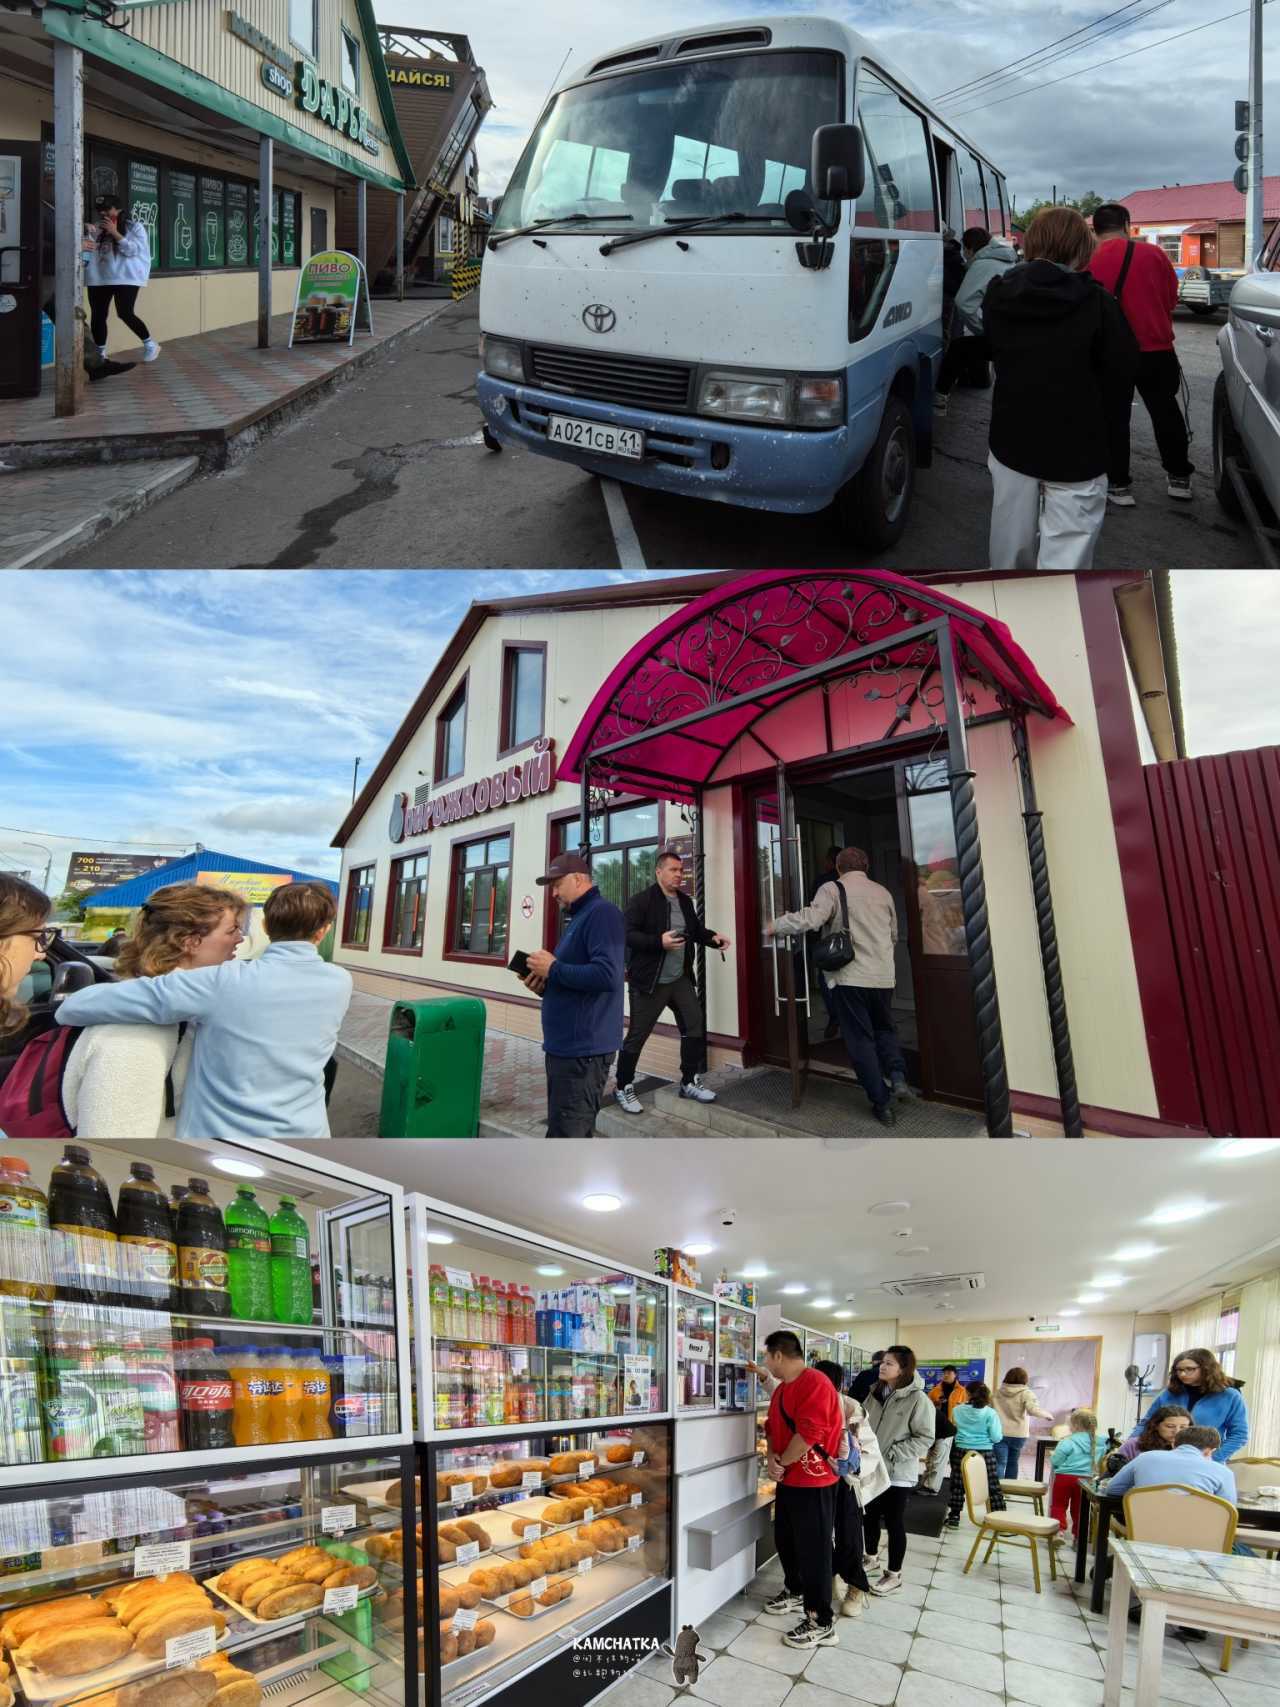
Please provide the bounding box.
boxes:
[85,196,161,363]
[935,228,1018,413]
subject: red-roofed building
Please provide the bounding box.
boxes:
[1117,176,1280,268]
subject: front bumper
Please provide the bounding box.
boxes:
[477,373,869,514]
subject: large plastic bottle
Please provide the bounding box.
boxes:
[269,1197,311,1325]
[266,1347,303,1443]
[229,1346,271,1447]
[48,1144,119,1305]
[116,1162,178,1312]
[225,1187,271,1321]
[298,1349,333,1440]
[0,1156,52,1303]
[428,1266,447,1336]
[176,1178,230,1319]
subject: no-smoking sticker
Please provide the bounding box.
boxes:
[521,895,535,918]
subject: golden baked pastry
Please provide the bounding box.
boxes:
[132,1608,225,1660]
[254,1585,322,1622]
[18,1622,135,1677]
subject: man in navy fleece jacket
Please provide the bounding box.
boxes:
[526,853,624,1136]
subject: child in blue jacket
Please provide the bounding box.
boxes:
[947,1384,1007,1525]
[1050,1408,1102,1536]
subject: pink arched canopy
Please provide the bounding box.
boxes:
[560,570,1071,803]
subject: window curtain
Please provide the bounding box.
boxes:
[1241,1274,1280,1456]
[1168,1293,1224,1364]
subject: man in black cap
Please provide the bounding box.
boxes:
[525,852,625,1137]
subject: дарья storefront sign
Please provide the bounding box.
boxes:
[390,738,556,843]
[297,62,381,157]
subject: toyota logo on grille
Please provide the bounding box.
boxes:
[582,303,617,333]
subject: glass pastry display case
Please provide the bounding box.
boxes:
[714,1304,755,1413]
[415,1422,672,1707]
[674,1291,716,1412]
[405,1198,669,1439]
[0,1141,411,1483]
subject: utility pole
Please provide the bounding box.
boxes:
[1246,0,1264,263]
[351,757,362,804]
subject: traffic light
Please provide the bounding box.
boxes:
[1234,100,1250,193]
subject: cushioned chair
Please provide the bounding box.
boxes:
[1227,1458,1280,1559]
[961,1450,1061,1593]
[1001,1475,1049,1516]
[1122,1483,1241,1671]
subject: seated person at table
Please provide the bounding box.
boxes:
[1125,1348,1247,1462]
[1101,1403,1191,1475]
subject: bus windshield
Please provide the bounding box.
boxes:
[495,50,842,233]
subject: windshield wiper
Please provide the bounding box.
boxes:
[489,213,633,251]
[600,211,773,255]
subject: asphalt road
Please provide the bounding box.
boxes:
[69,295,1257,571]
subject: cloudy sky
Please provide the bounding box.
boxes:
[1,569,1275,894]
[383,0,1271,209]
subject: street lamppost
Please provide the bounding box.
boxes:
[5,841,54,891]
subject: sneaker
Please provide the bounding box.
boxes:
[890,1073,916,1101]
[679,1076,717,1103]
[946,1517,961,1528]
[840,1590,869,1619]
[1168,474,1193,501]
[763,1591,803,1617]
[872,1103,897,1128]
[1107,484,1136,507]
[932,394,949,416]
[613,1083,643,1116]
[782,1617,838,1649]
[142,338,161,362]
[863,1555,881,1571]
[96,345,108,360]
[871,1571,903,1595]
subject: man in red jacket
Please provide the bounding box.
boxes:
[762,1329,846,1649]
[1087,202,1194,506]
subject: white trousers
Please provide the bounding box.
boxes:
[922,1436,954,1491]
[988,452,1107,571]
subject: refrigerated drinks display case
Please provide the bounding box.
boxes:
[405,1200,673,1707]
[803,1332,836,1367]
[714,1304,755,1413]
[674,1292,715,1413]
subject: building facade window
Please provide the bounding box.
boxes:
[553,800,661,910]
[341,27,361,94]
[343,862,376,947]
[449,832,511,960]
[435,679,467,783]
[499,643,546,755]
[289,0,317,59]
[385,853,430,952]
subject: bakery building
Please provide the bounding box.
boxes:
[0,0,413,403]
[331,570,1275,1140]
[1120,175,1280,268]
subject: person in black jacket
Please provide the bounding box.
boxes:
[613,849,731,1115]
[982,205,1139,570]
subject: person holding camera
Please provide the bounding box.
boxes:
[84,195,161,363]
[613,849,731,1115]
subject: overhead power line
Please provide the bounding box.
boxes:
[933,0,1152,99]
[951,2,1270,117]
[0,824,193,850]
[938,0,1178,106]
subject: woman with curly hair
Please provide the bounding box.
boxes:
[60,882,245,1137]
[1126,1350,1247,1462]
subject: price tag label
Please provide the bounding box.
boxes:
[521,1471,543,1490]
[582,1506,594,1523]
[452,1606,479,1633]
[631,1452,645,1466]
[165,1627,217,1669]
[134,1540,192,1578]
[627,1533,643,1552]
[448,1483,474,1504]
[324,1585,359,1614]
[322,1505,357,1536]
[522,1523,542,1542]
[444,1267,474,1291]
[529,1576,547,1598]
[577,1461,596,1479]
[577,1555,593,1576]
[455,1541,481,1565]
[630,1493,643,1508]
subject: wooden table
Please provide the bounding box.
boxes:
[1103,1539,1280,1707]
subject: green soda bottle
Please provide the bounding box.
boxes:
[269,1197,311,1325]
[225,1187,271,1321]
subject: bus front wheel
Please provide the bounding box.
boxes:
[836,394,915,551]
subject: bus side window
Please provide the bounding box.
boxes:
[853,67,938,234]
[849,238,901,343]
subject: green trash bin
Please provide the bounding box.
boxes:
[378,997,486,1137]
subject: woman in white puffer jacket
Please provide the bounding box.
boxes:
[85,195,160,362]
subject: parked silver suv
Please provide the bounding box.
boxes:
[1213,221,1280,546]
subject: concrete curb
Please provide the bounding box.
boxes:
[8,457,200,569]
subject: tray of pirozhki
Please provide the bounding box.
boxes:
[204,1548,378,1628]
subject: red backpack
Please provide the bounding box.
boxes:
[0,1022,185,1137]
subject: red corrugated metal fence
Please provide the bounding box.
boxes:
[1145,746,1280,1137]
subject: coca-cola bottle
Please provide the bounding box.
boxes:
[174,1338,234,1451]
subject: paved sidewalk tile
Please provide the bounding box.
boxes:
[2,457,198,567]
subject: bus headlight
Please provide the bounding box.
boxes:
[796,376,845,426]
[698,373,788,423]
[480,334,525,383]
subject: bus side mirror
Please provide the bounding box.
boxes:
[812,124,864,201]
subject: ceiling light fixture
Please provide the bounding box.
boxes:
[1088,1274,1127,1290]
[1075,1293,1104,1305]
[536,1265,565,1277]
[1146,1201,1215,1225]
[867,1200,911,1217]
[209,1156,265,1179]
[741,1263,769,1278]
[426,1230,454,1245]
[1111,1244,1161,1262]
[781,1283,808,1295]
[1059,1308,1082,1318]
[581,1193,622,1213]
[834,1310,855,1319]
[683,1243,714,1257]
[810,1297,834,1308]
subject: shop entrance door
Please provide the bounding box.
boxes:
[747,772,809,1105]
[0,143,43,399]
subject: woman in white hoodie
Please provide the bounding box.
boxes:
[85,196,160,363]
[62,882,245,1136]
[993,1367,1055,1480]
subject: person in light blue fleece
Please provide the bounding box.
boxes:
[947,1383,1006,1525]
[57,881,350,1138]
[1128,1348,1248,1462]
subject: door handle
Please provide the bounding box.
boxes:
[787,833,811,1013]
[766,831,781,1017]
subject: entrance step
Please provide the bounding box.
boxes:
[653,1067,991,1137]
[594,1101,709,1139]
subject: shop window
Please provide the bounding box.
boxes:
[435,680,467,784]
[162,167,197,270]
[1216,1305,1240,1377]
[385,853,429,952]
[449,833,512,960]
[341,27,361,95]
[499,644,546,756]
[343,862,376,947]
[127,159,161,271]
[906,760,964,957]
[553,801,660,911]
[853,67,938,233]
[198,175,225,267]
[289,0,317,59]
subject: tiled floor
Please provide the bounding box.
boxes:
[614,1513,1280,1707]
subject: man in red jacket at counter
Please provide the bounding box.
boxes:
[762,1328,846,1650]
[1087,202,1195,507]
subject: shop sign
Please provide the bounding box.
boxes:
[261,62,292,98]
[226,10,293,73]
[66,852,174,897]
[387,67,454,89]
[128,160,160,270]
[195,871,291,906]
[289,250,370,346]
[390,738,556,844]
[297,62,381,158]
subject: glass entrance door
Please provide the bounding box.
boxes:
[748,780,809,1104]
